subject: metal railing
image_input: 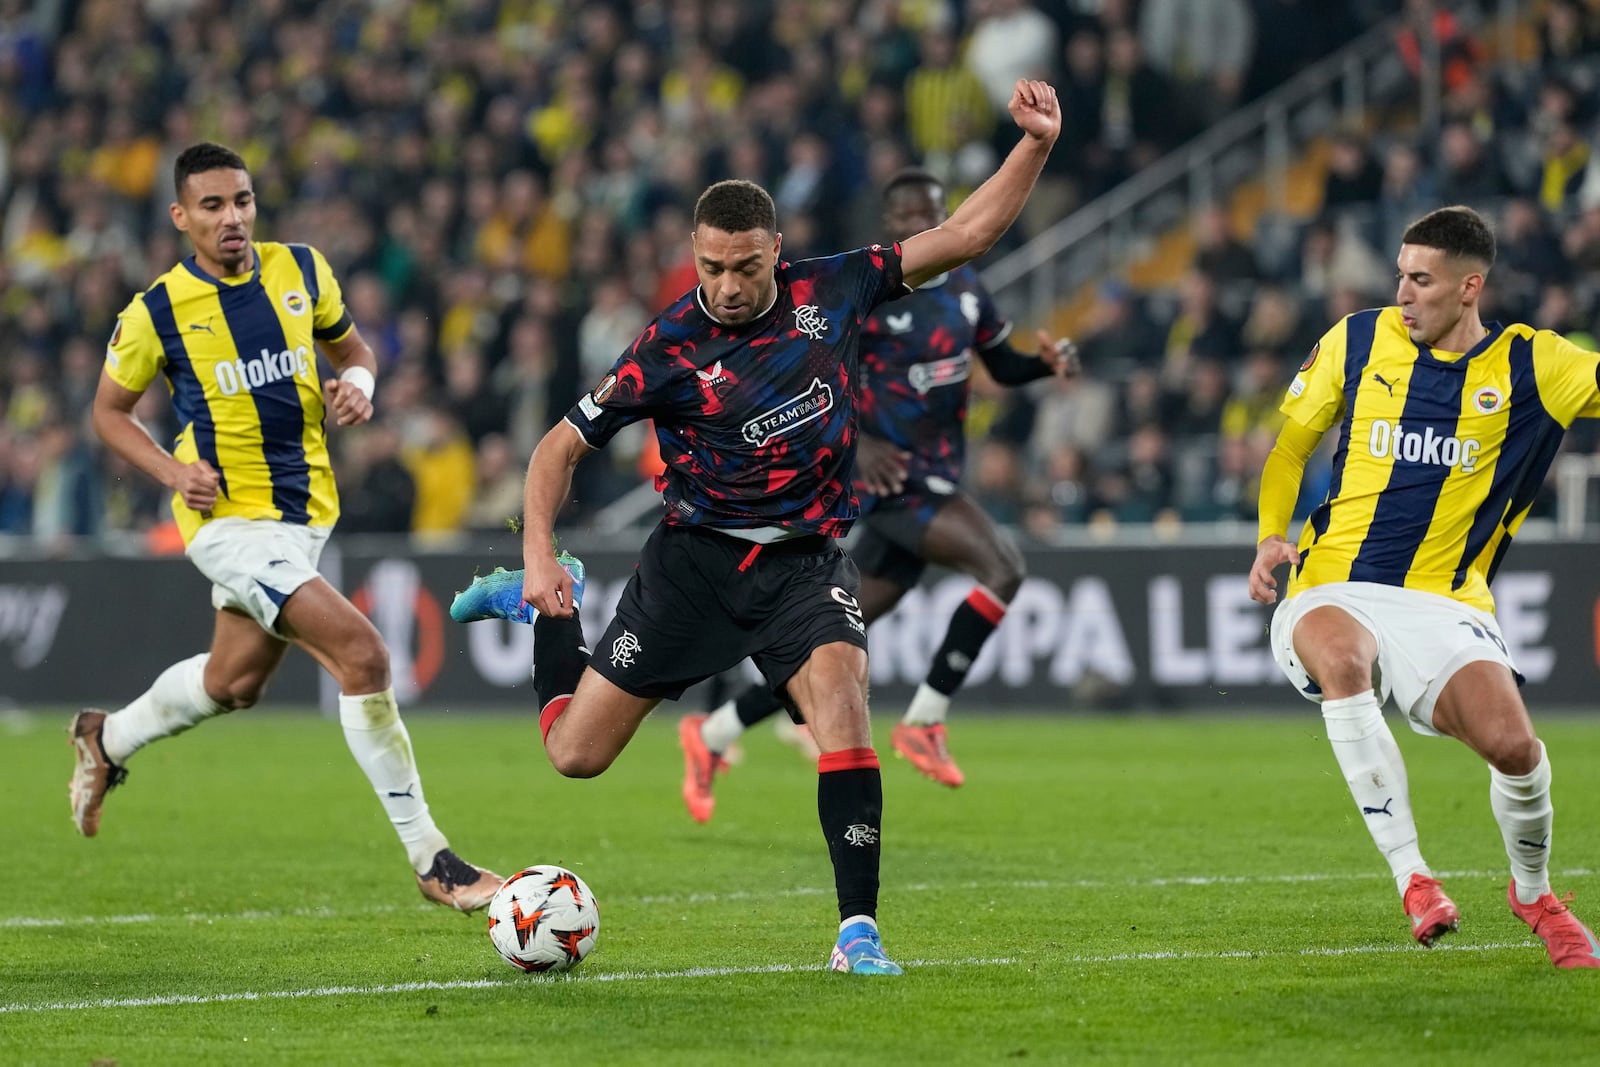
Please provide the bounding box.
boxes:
[976,21,1408,327]
[976,1,1527,329]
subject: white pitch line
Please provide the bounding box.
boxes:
[6,867,1594,931]
[0,940,1542,1015]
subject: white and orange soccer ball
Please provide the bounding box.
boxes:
[486,865,600,973]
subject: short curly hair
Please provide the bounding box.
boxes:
[693,180,777,234]
[174,142,249,198]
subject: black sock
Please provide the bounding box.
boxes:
[817,750,882,922]
[734,683,784,728]
[925,593,1006,696]
[532,611,589,708]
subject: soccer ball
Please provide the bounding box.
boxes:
[486,865,600,973]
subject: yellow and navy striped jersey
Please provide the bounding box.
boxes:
[105,241,355,544]
[1282,305,1600,612]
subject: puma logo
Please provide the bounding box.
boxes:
[1372,372,1400,396]
[1362,798,1395,817]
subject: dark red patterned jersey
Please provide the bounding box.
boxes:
[856,265,1010,491]
[565,245,906,536]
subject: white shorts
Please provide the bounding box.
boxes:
[1268,582,1520,736]
[185,517,332,635]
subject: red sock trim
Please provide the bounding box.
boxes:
[539,695,572,744]
[737,543,762,572]
[818,747,879,772]
[965,584,1008,625]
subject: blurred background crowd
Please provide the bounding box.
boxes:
[3,0,1599,554]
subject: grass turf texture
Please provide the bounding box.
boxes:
[5,708,1600,1065]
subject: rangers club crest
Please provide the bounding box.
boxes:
[793,304,829,340]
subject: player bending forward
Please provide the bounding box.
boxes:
[678,166,1076,821]
[453,80,1062,974]
[70,143,500,911]
[1249,205,1600,968]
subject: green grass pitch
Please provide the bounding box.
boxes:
[5,707,1600,1064]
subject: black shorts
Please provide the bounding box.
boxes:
[591,523,868,701]
[851,491,951,589]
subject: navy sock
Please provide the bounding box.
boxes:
[817,749,883,922]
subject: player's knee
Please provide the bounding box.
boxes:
[967,541,1025,601]
[339,638,391,694]
[1485,728,1542,776]
[545,742,611,779]
[214,675,269,711]
[1305,645,1374,693]
[989,548,1026,600]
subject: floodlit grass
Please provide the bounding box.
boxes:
[5,706,1600,1065]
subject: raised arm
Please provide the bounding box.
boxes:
[520,420,597,618]
[91,369,220,512]
[899,79,1061,289]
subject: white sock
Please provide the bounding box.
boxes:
[1491,742,1554,905]
[101,653,227,764]
[700,700,745,755]
[338,690,449,874]
[840,913,877,933]
[1320,691,1429,895]
[902,684,950,726]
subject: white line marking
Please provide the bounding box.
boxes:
[6,867,1592,930]
[0,941,1542,1015]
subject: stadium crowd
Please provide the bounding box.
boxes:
[3,0,1597,554]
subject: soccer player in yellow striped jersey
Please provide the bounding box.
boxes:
[1249,205,1600,968]
[70,142,502,912]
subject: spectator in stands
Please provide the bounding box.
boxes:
[1435,120,1514,208]
[1099,27,1186,186]
[1159,269,1242,388]
[1296,214,1388,301]
[1535,118,1590,215]
[1029,367,1117,483]
[0,427,37,534]
[903,25,994,172]
[1395,0,1485,97]
[1373,142,1437,255]
[1321,131,1384,215]
[336,423,417,536]
[464,433,529,533]
[969,438,1028,528]
[1097,422,1174,523]
[1194,202,1259,319]
[1495,198,1571,321]
[1075,278,1158,373]
[403,405,476,540]
[1137,0,1254,124]
[967,0,1060,118]
[1241,285,1319,366]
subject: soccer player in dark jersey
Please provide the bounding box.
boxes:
[677,167,1076,817]
[1249,205,1600,968]
[69,143,501,912]
[451,78,1062,975]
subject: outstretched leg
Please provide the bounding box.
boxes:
[70,608,283,837]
